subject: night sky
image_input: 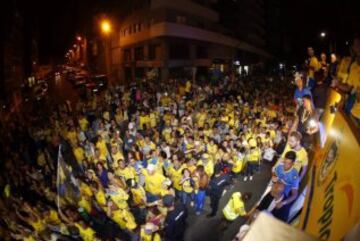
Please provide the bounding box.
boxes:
[18,0,360,64]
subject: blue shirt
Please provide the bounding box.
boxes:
[274,164,299,196]
[294,87,312,106]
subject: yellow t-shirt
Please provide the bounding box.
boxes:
[79,118,89,131]
[75,223,96,241]
[95,189,107,207]
[197,160,214,177]
[347,61,360,88]
[115,166,136,180]
[45,210,61,225]
[246,148,261,162]
[168,166,184,191]
[308,56,319,78]
[96,140,108,157]
[279,144,309,172]
[66,130,78,145]
[30,219,46,233]
[351,101,360,118]
[131,186,147,206]
[112,209,137,231]
[337,57,352,83]
[232,155,245,173]
[74,147,85,164]
[140,228,161,241]
[142,170,166,195]
[182,178,194,193]
[149,112,158,128]
[109,188,129,209]
[78,197,92,213]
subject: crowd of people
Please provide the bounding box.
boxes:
[0,36,358,241]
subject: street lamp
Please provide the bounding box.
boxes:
[76,36,82,41]
[320,32,326,38]
[100,19,112,35]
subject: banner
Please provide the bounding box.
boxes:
[56,145,81,212]
[300,108,360,240]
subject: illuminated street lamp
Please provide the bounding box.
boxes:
[100,19,112,35]
[320,32,326,38]
[76,36,82,41]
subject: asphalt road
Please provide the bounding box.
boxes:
[185,162,272,241]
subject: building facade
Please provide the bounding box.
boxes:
[109,0,269,83]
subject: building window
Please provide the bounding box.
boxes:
[196,45,207,58]
[135,47,144,60]
[176,16,187,24]
[124,49,131,61]
[170,43,189,59]
[149,44,160,60]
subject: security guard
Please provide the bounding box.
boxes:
[223,192,247,221]
[207,166,231,217]
[163,195,188,241]
[221,192,251,230]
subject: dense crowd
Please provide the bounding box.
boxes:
[0,36,358,241]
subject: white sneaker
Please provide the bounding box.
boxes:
[250,176,253,181]
[244,176,248,181]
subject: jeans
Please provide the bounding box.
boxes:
[146,192,160,203]
[181,191,194,205]
[246,162,257,177]
[195,190,206,213]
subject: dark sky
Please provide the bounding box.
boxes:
[280,0,359,63]
[17,0,359,64]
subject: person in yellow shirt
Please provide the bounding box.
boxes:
[197,154,214,177]
[140,222,161,241]
[275,131,308,182]
[179,168,195,206]
[66,127,78,146]
[221,192,251,229]
[167,157,185,197]
[306,47,319,89]
[95,135,109,160]
[231,149,245,177]
[107,184,129,209]
[142,164,166,202]
[127,179,147,208]
[74,221,97,241]
[244,138,261,181]
[73,143,85,166]
[107,201,137,233]
[110,145,124,168]
[115,160,136,181]
[78,115,89,132]
[348,37,360,119]
[90,181,107,210]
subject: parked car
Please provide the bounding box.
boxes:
[85,74,108,93]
